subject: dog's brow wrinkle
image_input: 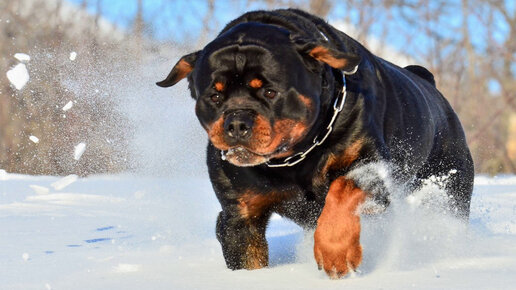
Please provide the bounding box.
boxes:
[235,53,246,72]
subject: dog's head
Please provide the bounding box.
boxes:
[157,22,360,167]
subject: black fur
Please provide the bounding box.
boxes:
[157,9,474,271]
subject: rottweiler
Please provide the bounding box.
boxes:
[157,9,474,279]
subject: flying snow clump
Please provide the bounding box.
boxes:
[62,101,74,111]
[6,63,29,90]
[74,142,87,160]
[14,53,31,62]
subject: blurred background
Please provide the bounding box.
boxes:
[0,0,515,176]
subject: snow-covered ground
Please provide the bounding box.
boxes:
[5,3,515,289]
[3,27,516,290]
[4,49,516,289]
[1,170,516,289]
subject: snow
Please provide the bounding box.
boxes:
[113,263,142,273]
[14,53,31,62]
[29,185,50,195]
[73,142,87,160]
[0,31,513,288]
[1,172,515,289]
[50,174,78,190]
[6,63,30,90]
[69,51,77,61]
[29,135,39,143]
[62,100,74,111]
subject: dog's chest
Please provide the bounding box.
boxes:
[234,169,328,227]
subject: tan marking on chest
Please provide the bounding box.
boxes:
[314,138,365,186]
[238,190,293,219]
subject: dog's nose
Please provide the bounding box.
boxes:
[224,110,255,142]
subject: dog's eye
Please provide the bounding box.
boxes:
[263,89,277,99]
[210,94,223,104]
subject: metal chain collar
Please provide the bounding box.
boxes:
[265,65,358,167]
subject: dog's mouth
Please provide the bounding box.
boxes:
[207,114,309,167]
[221,144,290,167]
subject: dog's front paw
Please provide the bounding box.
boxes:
[314,224,362,279]
[313,177,365,279]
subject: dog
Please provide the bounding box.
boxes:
[157,9,474,279]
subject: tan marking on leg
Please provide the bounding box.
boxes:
[237,190,295,270]
[314,177,365,279]
[244,234,268,270]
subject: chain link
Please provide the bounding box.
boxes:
[265,68,355,168]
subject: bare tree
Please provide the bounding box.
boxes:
[0,0,132,175]
[1,0,514,175]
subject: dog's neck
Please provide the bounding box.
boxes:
[265,66,357,168]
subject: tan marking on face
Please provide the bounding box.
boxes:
[206,114,310,166]
[249,78,263,89]
[298,94,313,109]
[214,82,225,92]
[248,116,308,156]
[207,117,230,150]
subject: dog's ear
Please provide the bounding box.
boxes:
[307,46,360,73]
[156,51,200,88]
[293,37,360,73]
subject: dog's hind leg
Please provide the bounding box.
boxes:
[415,149,474,220]
[441,154,474,219]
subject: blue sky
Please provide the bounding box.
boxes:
[67,0,266,41]
[66,0,512,65]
